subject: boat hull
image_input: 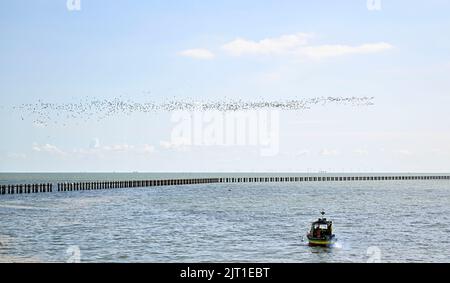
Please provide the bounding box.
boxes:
[307,236,336,247]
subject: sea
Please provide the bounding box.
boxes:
[1,173,449,262]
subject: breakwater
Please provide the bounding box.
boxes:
[1,174,450,196]
[0,183,52,195]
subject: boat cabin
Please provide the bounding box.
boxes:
[309,218,333,238]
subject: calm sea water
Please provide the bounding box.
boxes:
[1,173,450,262]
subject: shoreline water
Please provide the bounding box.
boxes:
[1,174,450,262]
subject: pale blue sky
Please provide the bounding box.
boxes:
[1,0,450,172]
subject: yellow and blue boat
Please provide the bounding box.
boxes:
[306,211,336,247]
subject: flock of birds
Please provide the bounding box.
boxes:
[13,96,374,126]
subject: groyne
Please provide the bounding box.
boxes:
[1,174,449,196]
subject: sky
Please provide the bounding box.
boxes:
[1,0,450,172]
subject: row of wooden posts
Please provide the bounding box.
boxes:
[0,183,52,195]
[55,178,220,192]
[1,175,450,195]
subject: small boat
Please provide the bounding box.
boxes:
[306,211,336,247]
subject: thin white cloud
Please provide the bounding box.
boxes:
[32,142,156,157]
[178,48,215,60]
[320,148,339,156]
[159,139,190,152]
[354,148,369,155]
[93,143,156,154]
[298,42,393,59]
[102,144,135,152]
[295,150,310,157]
[431,149,450,155]
[32,143,67,156]
[142,144,156,154]
[394,149,413,156]
[89,138,100,149]
[222,33,311,56]
[7,153,27,159]
[220,33,392,59]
